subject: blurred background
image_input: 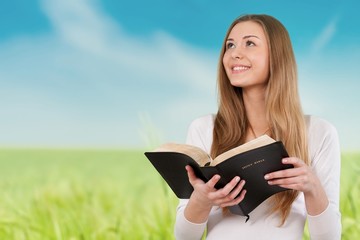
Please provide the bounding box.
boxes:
[0,0,359,150]
[0,1,359,239]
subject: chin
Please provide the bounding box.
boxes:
[229,80,246,88]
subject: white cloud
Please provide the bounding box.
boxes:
[297,14,360,151]
[310,17,338,55]
[0,0,218,148]
[299,64,360,151]
[40,0,217,91]
[1,0,358,151]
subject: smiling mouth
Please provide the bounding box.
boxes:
[232,66,250,71]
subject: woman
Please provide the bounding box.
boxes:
[174,14,341,240]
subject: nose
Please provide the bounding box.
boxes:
[231,47,243,59]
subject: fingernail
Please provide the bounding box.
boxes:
[283,158,288,163]
[268,181,272,185]
[235,176,240,182]
[264,174,269,180]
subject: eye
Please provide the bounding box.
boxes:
[246,40,255,47]
[226,42,235,50]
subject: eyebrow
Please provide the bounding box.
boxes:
[226,35,260,41]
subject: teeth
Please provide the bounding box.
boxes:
[233,66,249,71]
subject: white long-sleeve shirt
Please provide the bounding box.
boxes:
[174,114,341,240]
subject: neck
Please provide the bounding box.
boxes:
[248,123,270,139]
[242,88,269,138]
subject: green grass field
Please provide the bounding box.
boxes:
[0,148,358,239]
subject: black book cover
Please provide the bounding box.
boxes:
[144,141,292,217]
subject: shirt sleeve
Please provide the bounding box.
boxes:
[174,199,207,240]
[307,117,342,240]
[173,116,213,240]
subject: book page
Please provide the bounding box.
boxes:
[153,143,212,167]
[210,135,276,166]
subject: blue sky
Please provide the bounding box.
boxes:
[0,0,359,150]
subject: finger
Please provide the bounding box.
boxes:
[264,167,305,180]
[268,176,304,186]
[185,165,202,185]
[264,157,305,179]
[207,174,221,189]
[236,189,247,202]
[210,176,241,199]
[185,165,195,179]
[218,179,246,204]
[228,180,246,199]
[222,176,241,195]
[282,157,305,168]
[220,189,247,207]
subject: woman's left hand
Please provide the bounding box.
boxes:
[264,157,329,215]
[264,157,317,195]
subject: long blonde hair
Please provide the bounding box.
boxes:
[211,14,309,225]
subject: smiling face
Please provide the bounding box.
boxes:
[222,21,270,90]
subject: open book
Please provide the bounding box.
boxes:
[144,135,292,219]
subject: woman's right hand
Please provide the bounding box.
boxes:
[183,165,246,223]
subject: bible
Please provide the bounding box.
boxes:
[144,135,292,219]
